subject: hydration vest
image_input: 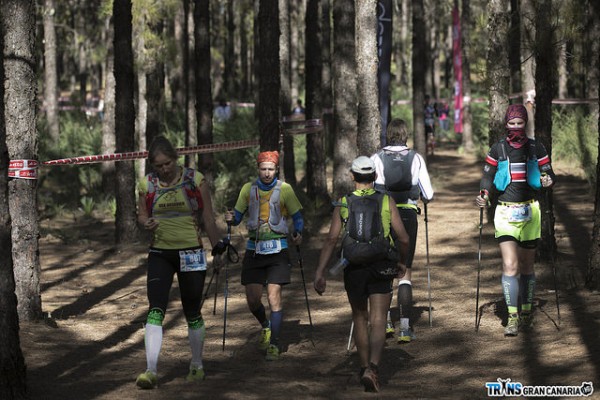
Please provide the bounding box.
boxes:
[145,167,203,217]
[247,180,288,235]
[375,149,420,204]
[493,140,541,191]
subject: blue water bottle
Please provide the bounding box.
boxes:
[329,257,349,276]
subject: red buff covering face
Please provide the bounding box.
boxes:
[505,104,528,149]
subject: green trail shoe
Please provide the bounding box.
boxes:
[397,328,415,343]
[136,370,158,389]
[520,312,534,332]
[385,319,395,338]
[265,344,280,361]
[185,366,205,382]
[259,327,271,350]
[504,314,519,337]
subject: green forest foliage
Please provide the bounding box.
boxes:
[36,101,597,221]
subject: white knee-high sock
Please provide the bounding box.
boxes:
[145,324,163,373]
[188,322,206,368]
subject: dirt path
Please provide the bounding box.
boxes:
[21,148,600,399]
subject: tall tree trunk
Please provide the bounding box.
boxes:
[356,0,380,156]
[486,0,510,146]
[0,4,27,394]
[224,0,236,97]
[194,0,214,181]
[113,0,140,244]
[534,0,557,261]
[305,0,328,203]
[521,0,536,98]
[332,0,357,200]
[133,13,147,183]
[43,0,59,141]
[290,0,300,102]
[587,0,600,290]
[4,0,41,321]
[280,0,296,185]
[321,0,333,156]
[508,0,521,95]
[240,1,250,100]
[146,17,165,163]
[101,15,116,197]
[460,0,474,152]
[412,0,427,156]
[257,0,280,151]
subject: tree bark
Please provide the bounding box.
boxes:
[587,0,600,289]
[332,0,357,200]
[460,0,474,152]
[521,0,536,100]
[194,0,214,181]
[280,0,296,185]
[356,0,381,156]
[257,0,281,152]
[305,0,328,203]
[4,0,41,321]
[0,3,27,394]
[412,0,427,156]
[43,0,59,141]
[534,0,557,261]
[486,0,510,147]
[101,15,116,197]
[113,0,140,244]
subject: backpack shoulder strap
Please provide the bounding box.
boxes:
[145,173,159,216]
[181,168,203,212]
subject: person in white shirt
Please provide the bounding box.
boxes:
[371,118,434,343]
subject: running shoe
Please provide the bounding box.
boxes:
[397,328,415,343]
[385,319,395,338]
[360,367,380,393]
[135,370,158,389]
[259,327,271,350]
[185,366,205,382]
[520,312,534,332]
[504,314,519,336]
[265,344,280,361]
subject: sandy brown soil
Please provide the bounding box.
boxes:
[20,148,600,399]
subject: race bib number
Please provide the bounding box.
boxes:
[179,249,207,272]
[507,204,532,223]
[255,239,282,255]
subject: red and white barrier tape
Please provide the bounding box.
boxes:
[8,159,38,179]
[8,119,322,178]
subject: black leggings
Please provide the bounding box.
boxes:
[146,248,206,321]
[396,208,418,268]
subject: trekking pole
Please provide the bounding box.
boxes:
[347,321,354,353]
[424,203,432,327]
[475,191,485,332]
[295,241,315,345]
[222,222,232,351]
[212,268,220,315]
[201,267,217,309]
[543,178,561,327]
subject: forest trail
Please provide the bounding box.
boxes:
[20,147,600,399]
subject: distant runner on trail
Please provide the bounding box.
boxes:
[475,103,556,337]
[224,151,304,361]
[371,118,434,344]
[135,136,227,389]
[314,156,409,393]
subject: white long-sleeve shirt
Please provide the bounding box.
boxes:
[371,145,434,206]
